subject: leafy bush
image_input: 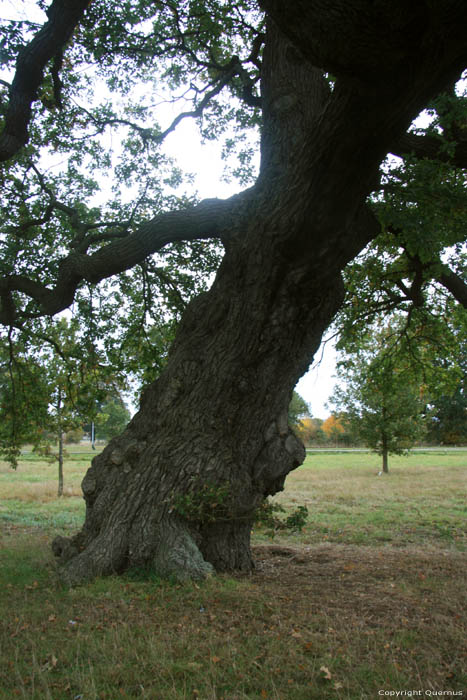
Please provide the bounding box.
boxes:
[254,499,309,537]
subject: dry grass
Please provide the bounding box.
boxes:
[262,453,467,551]
[0,454,89,501]
[0,533,466,699]
[0,449,466,698]
[282,452,466,505]
[0,480,82,502]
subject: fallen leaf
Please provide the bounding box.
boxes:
[261,691,268,699]
[334,681,343,690]
[343,563,356,571]
[211,656,221,664]
[291,630,302,639]
[320,666,332,680]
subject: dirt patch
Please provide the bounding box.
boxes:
[251,542,467,618]
[249,544,467,678]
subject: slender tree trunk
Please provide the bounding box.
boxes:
[57,389,64,497]
[381,409,389,474]
[57,431,64,496]
[52,15,464,584]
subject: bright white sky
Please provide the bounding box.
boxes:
[0,0,337,418]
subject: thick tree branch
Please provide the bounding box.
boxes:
[437,267,467,308]
[0,194,245,325]
[261,1,467,85]
[0,0,91,162]
[391,132,467,169]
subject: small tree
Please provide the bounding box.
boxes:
[331,344,426,472]
[0,319,127,494]
[0,338,50,467]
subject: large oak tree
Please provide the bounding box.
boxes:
[1,0,466,583]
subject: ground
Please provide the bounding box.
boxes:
[0,449,466,698]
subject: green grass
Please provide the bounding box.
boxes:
[0,449,466,698]
[261,452,467,551]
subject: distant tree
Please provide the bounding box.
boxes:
[34,320,124,495]
[426,377,467,445]
[0,318,126,495]
[65,427,85,444]
[321,413,353,447]
[425,347,467,445]
[288,391,311,429]
[95,397,132,441]
[0,338,50,467]
[295,417,326,446]
[331,338,426,472]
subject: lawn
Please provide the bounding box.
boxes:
[0,450,466,698]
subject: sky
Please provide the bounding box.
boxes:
[0,0,338,418]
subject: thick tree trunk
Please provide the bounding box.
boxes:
[52,11,466,584]
[52,227,345,583]
[53,22,348,585]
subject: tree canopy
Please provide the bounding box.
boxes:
[1,2,466,334]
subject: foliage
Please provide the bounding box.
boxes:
[94,396,132,440]
[171,481,232,524]
[0,318,127,465]
[426,378,467,445]
[288,391,311,428]
[294,417,326,446]
[171,481,309,535]
[331,328,427,470]
[321,414,355,447]
[254,499,309,538]
[0,335,50,467]
[65,427,85,444]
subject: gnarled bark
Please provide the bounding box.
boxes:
[53,235,343,584]
[52,6,467,583]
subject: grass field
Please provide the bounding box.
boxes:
[0,450,466,699]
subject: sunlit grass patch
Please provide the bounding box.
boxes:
[256,452,467,551]
[0,498,85,534]
[0,451,91,504]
